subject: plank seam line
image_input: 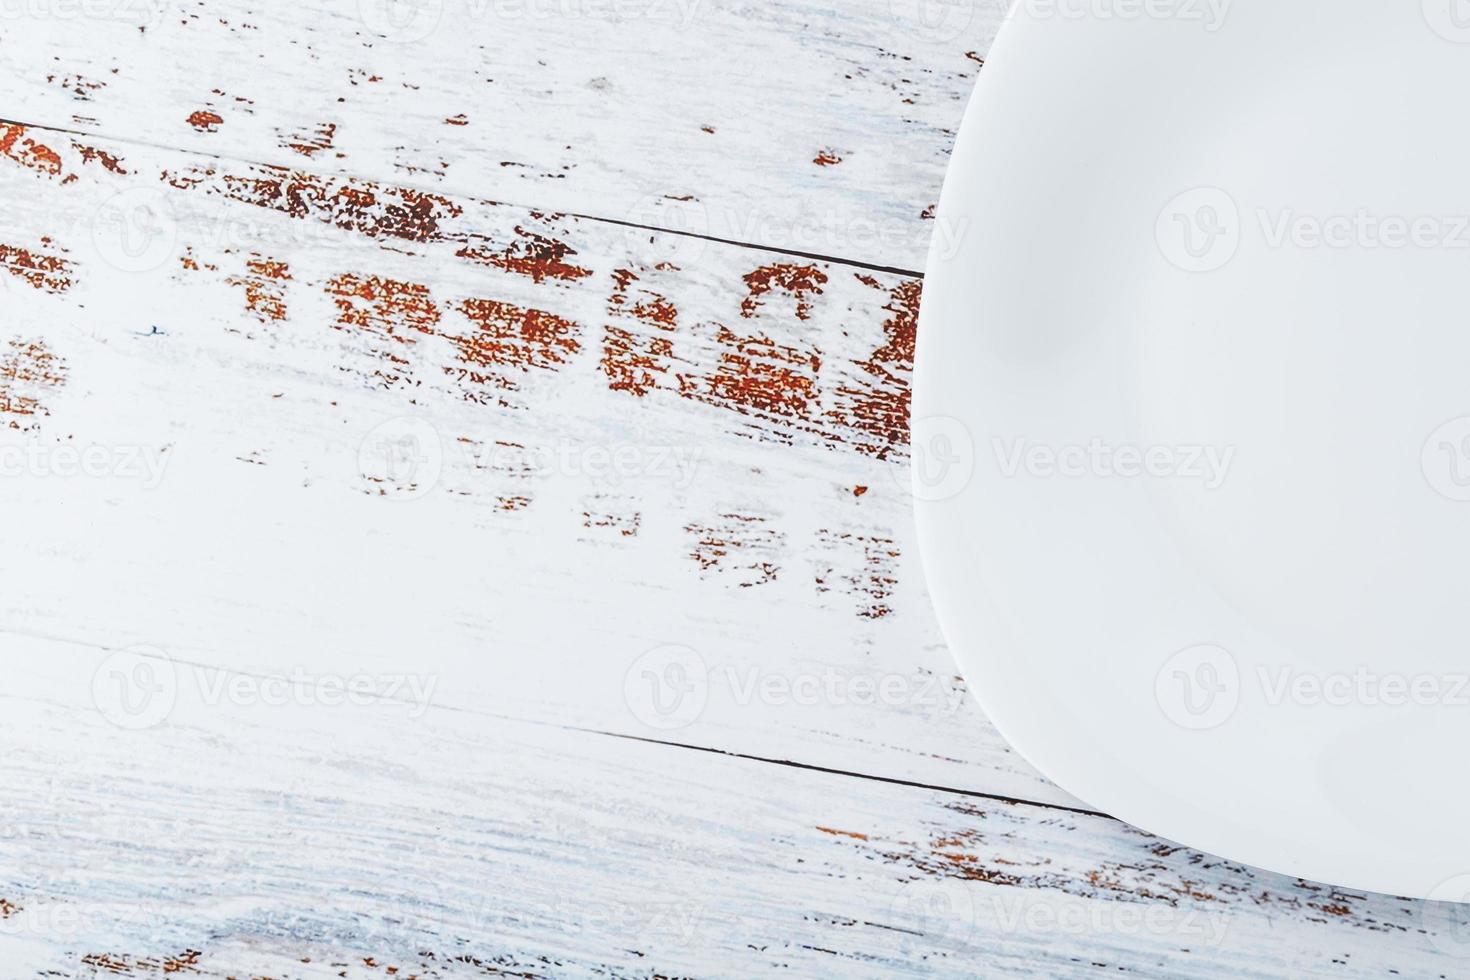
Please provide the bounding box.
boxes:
[0,115,926,279]
[595,730,1109,818]
[6,625,1104,821]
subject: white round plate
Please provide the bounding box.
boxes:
[916,1,1470,901]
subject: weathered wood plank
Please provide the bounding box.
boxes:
[0,0,1002,269]
[1,634,1464,978]
[0,122,1073,807]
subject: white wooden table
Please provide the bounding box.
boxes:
[0,2,1466,975]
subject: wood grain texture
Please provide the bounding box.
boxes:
[3,8,1457,977]
[0,0,1003,269]
[0,122,1072,808]
[3,635,1467,978]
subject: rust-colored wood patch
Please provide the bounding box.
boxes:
[450,298,582,385]
[279,121,337,158]
[0,338,68,427]
[681,325,822,422]
[187,110,224,132]
[813,529,901,620]
[164,165,463,243]
[741,262,828,321]
[0,238,73,293]
[601,266,681,396]
[456,226,594,284]
[326,272,442,388]
[80,949,201,976]
[72,142,128,175]
[827,276,920,457]
[0,123,65,179]
[583,494,643,540]
[685,512,784,587]
[227,255,292,323]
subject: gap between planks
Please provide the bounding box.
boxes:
[0,114,929,279]
[0,112,1078,818]
[9,625,1105,824]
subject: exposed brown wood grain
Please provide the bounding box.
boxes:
[162,164,462,243]
[0,0,1004,268]
[228,255,292,323]
[1,3,1462,976]
[0,122,1021,827]
[0,238,73,294]
[0,338,68,426]
[1,122,66,178]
